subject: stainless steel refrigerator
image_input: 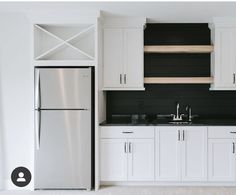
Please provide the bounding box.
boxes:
[34,67,92,190]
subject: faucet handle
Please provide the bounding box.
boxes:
[185,105,192,122]
[186,105,190,111]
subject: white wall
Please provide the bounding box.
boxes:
[0,10,101,190]
[0,13,34,190]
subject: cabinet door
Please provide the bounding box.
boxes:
[215,28,236,88]
[156,127,181,181]
[103,29,124,88]
[181,127,207,181]
[208,139,236,181]
[100,139,127,181]
[127,139,154,181]
[123,29,144,89]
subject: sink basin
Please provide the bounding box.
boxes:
[169,121,192,125]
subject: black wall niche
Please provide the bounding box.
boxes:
[106,23,236,119]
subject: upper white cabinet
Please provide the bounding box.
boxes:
[102,18,146,90]
[103,28,124,88]
[33,23,96,66]
[211,18,236,90]
[155,127,207,182]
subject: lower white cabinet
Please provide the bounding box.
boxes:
[100,139,127,181]
[156,127,207,182]
[155,127,181,181]
[100,138,154,181]
[100,126,236,185]
[208,139,236,181]
[127,139,154,181]
[100,126,155,181]
[181,127,207,181]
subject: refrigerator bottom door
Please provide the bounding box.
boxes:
[35,110,91,189]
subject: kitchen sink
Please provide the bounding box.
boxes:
[169,121,192,125]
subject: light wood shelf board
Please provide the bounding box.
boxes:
[144,77,214,84]
[144,45,214,53]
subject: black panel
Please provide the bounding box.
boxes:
[144,23,211,45]
[145,53,210,77]
[106,23,236,120]
[107,85,236,118]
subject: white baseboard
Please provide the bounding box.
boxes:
[101,181,236,187]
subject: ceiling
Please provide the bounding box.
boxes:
[1,1,236,23]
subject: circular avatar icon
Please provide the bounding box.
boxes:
[11,167,31,187]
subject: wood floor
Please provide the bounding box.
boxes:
[1,186,236,195]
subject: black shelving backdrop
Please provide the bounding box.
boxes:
[106,23,236,119]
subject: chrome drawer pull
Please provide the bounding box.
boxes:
[124,142,127,153]
[129,142,132,153]
[122,131,133,134]
[230,132,236,134]
[178,130,180,141]
[233,142,235,154]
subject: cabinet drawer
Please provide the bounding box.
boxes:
[208,126,236,138]
[100,126,155,139]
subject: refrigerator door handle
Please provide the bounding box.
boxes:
[35,109,41,150]
[35,69,41,109]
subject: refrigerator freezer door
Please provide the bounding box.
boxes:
[35,110,91,189]
[37,68,91,109]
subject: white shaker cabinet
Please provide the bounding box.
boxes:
[100,126,154,181]
[100,139,127,181]
[207,126,236,181]
[211,20,236,90]
[208,139,236,181]
[128,139,154,181]
[155,127,181,181]
[155,127,207,182]
[181,127,207,181]
[103,29,124,88]
[103,28,144,90]
[124,29,144,88]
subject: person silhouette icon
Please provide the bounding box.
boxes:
[11,167,31,187]
[16,172,26,182]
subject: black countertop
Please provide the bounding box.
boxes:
[100,115,236,126]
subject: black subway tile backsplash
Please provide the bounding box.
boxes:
[107,84,236,118]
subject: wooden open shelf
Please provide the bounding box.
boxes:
[144,77,214,84]
[144,45,214,53]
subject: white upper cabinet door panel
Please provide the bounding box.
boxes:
[103,29,124,88]
[100,139,127,181]
[181,127,207,181]
[156,127,181,181]
[127,139,154,181]
[123,29,144,88]
[208,139,236,182]
[216,29,236,88]
[102,19,145,90]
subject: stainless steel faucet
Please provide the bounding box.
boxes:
[186,105,192,122]
[171,102,184,121]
